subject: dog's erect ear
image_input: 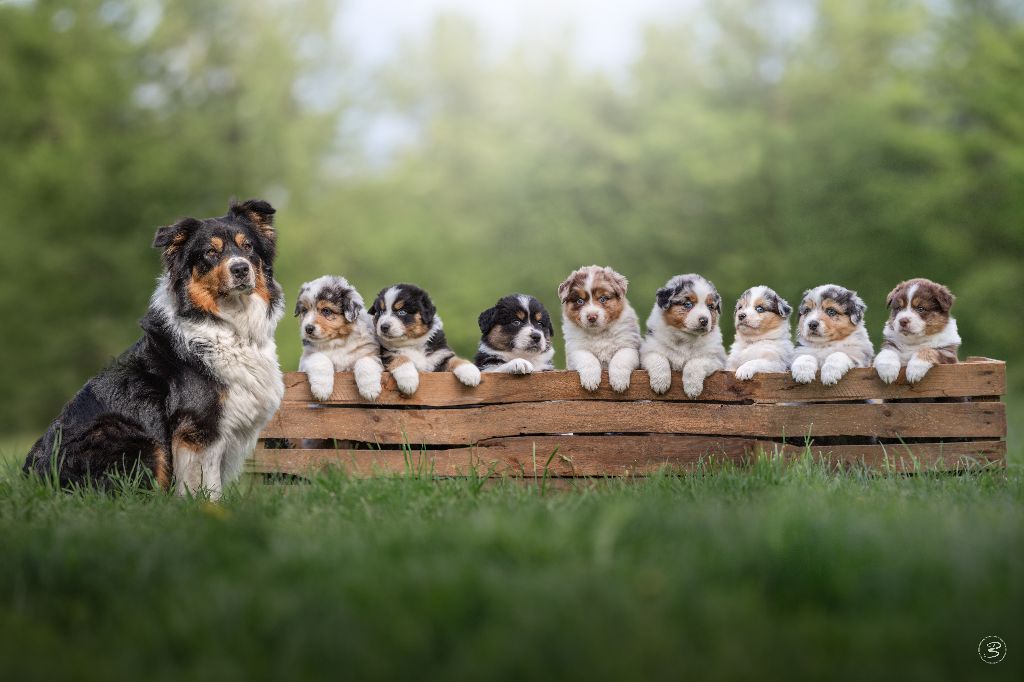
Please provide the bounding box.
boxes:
[603,267,628,296]
[230,198,276,250]
[934,283,955,313]
[153,217,202,267]
[417,290,437,326]
[655,286,674,310]
[478,307,497,334]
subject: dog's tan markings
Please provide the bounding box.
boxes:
[253,268,271,305]
[516,310,526,321]
[386,354,412,371]
[445,357,472,371]
[487,326,514,350]
[403,312,430,338]
[234,233,247,248]
[187,264,228,314]
[151,446,171,491]
[210,236,224,252]
[818,298,858,340]
[663,303,690,329]
[316,303,354,340]
[393,299,404,310]
[916,346,959,365]
[534,312,542,321]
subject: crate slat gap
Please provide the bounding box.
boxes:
[254,357,1007,477]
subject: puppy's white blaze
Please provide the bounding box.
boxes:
[518,294,531,310]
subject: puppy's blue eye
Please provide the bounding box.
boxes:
[755,306,765,313]
[599,296,609,304]
[682,301,693,309]
[397,310,407,317]
[826,309,838,317]
[576,298,585,306]
[915,306,926,313]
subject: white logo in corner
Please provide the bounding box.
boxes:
[978,635,1006,664]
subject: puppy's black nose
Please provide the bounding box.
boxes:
[380,321,391,334]
[698,316,709,327]
[530,331,542,342]
[808,320,820,331]
[304,324,315,335]
[737,312,746,321]
[230,261,250,279]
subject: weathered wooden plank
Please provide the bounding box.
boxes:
[260,400,1005,443]
[279,358,1005,406]
[249,437,1005,477]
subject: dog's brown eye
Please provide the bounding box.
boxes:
[242,242,253,253]
[206,248,217,259]
[915,306,926,313]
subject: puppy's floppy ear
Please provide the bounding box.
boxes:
[478,307,498,334]
[368,291,385,317]
[153,217,202,267]
[603,267,628,296]
[934,283,955,313]
[557,271,579,303]
[344,298,362,322]
[293,286,307,317]
[712,293,722,313]
[776,294,793,319]
[885,282,904,310]
[848,291,867,324]
[655,286,674,310]
[542,309,555,338]
[417,290,437,325]
[230,198,276,250]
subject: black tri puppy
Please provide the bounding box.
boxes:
[475,294,555,374]
[369,283,481,395]
[23,200,285,498]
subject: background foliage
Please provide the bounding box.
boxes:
[1,0,1022,439]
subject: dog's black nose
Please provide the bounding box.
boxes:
[380,321,391,334]
[304,324,315,335]
[230,261,250,279]
[698,316,709,327]
[530,331,542,342]
[737,312,746,321]
[808,320,820,331]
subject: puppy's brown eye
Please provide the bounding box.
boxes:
[915,306,926,313]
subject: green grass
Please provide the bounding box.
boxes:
[1,451,1022,681]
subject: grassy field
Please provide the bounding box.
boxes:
[1,447,1022,682]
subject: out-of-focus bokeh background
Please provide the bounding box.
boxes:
[1,0,1021,448]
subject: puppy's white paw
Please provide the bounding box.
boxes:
[682,371,705,399]
[791,356,817,384]
[578,366,602,392]
[454,362,481,387]
[355,375,383,401]
[819,360,848,386]
[506,358,534,375]
[874,356,901,384]
[307,373,334,402]
[735,361,758,381]
[905,357,932,384]
[608,366,632,393]
[392,365,419,395]
[647,367,671,394]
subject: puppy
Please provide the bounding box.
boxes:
[873,278,959,383]
[295,276,383,401]
[727,285,794,380]
[475,294,555,373]
[369,283,480,395]
[640,274,726,398]
[791,284,874,385]
[23,199,284,498]
[558,265,641,392]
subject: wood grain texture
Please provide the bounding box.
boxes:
[249,437,1005,477]
[260,400,1005,443]
[280,358,1005,406]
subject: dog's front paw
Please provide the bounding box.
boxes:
[874,355,901,384]
[577,366,602,392]
[790,356,817,384]
[682,370,705,399]
[648,367,671,394]
[392,365,419,395]
[905,357,932,384]
[308,374,334,402]
[454,362,481,387]
[819,360,848,386]
[356,375,383,402]
[734,361,758,381]
[608,366,633,393]
[506,358,534,375]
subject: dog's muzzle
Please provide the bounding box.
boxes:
[227,257,255,292]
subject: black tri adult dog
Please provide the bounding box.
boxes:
[23,199,286,498]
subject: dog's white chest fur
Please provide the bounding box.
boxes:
[562,304,641,365]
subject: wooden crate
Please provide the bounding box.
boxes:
[252,357,1006,478]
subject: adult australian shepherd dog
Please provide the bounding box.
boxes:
[23,199,285,498]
